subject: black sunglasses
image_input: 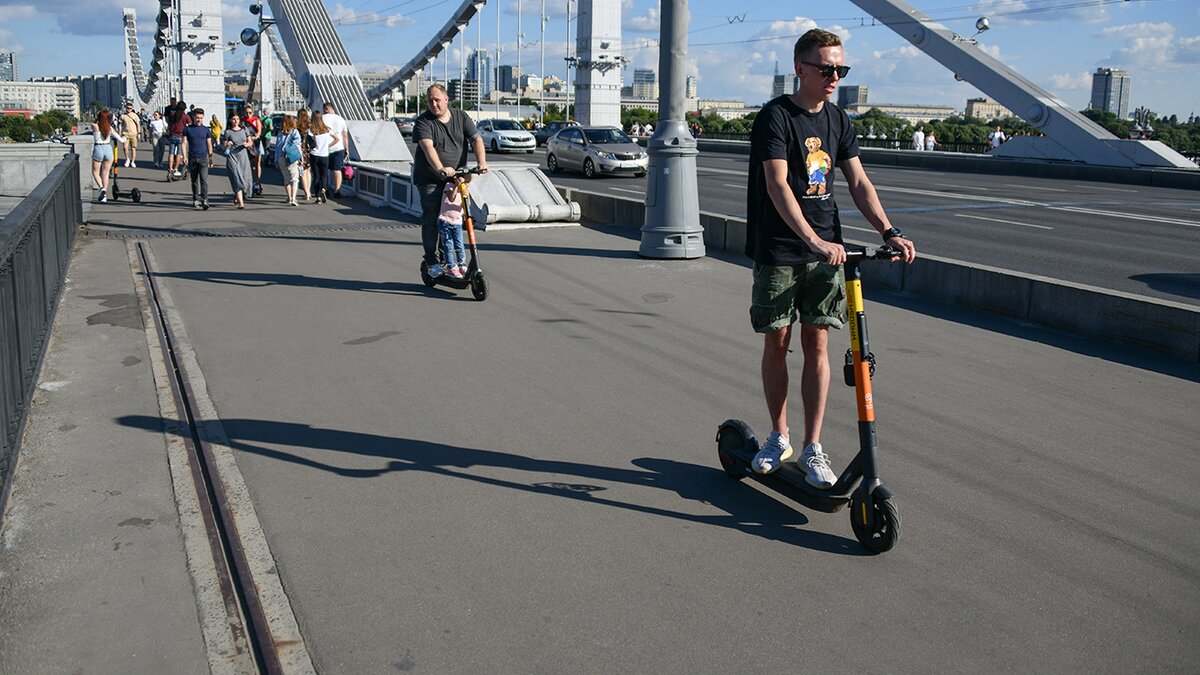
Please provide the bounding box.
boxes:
[801,61,851,79]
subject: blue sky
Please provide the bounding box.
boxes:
[2,0,1197,118]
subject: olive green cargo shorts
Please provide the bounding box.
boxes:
[750,262,846,333]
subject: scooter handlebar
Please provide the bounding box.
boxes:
[452,166,486,178]
[844,244,904,261]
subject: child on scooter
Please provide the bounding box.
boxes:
[435,175,470,278]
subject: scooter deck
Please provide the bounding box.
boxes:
[717,420,852,514]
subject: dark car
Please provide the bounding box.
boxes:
[545,126,648,178]
[534,120,580,147]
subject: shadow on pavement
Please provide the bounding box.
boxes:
[151,270,462,298]
[116,415,869,555]
[1129,273,1200,301]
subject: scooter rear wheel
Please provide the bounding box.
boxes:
[850,492,901,553]
[131,188,142,203]
[420,261,436,288]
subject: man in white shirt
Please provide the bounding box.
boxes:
[323,102,350,198]
[912,125,925,151]
[989,125,1006,149]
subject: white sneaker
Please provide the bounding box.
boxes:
[131,161,137,168]
[800,442,837,489]
[124,159,130,167]
[751,432,792,475]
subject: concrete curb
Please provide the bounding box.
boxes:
[685,139,1200,190]
[555,185,1200,362]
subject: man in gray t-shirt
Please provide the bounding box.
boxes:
[412,84,489,274]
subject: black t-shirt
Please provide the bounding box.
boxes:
[746,96,860,264]
[412,109,479,186]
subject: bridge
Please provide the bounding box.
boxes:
[1,1,1199,671]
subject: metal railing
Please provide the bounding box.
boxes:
[1,153,82,486]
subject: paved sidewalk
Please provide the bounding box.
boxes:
[0,235,209,672]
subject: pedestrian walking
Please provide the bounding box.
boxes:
[243,104,264,195]
[912,125,925,151]
[322,102,350,198]
[924,131,937,151]
[166,102,190,180]
[989,125,1006,149]
[119,103,141,167]
[308,111,334,203]
[149,111,167,168]
[181,108,213,210]
[274,114,302,206]
[219,113,253,208]
[90,109,127,203]
[296,108,313,201]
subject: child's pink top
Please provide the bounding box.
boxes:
[439,183,463,225]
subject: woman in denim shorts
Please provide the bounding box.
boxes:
[89,109,125,203]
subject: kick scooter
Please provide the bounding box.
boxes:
[420,166,490,301]
[716,244,904,553]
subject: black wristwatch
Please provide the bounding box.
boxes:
[882,227,904,242]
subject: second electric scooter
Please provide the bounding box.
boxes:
[420,166,489,301]
[717,244,904,553]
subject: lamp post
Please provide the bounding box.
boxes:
[638,0,704,259]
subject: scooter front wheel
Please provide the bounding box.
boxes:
[470,271,489,301]
[850,491,901,553]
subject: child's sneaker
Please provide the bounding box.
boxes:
[458,265,469,276]
[448,267,464,279]
[800,442,837,489]
[751,432,792,474]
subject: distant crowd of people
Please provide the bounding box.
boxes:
[88,99,352,209]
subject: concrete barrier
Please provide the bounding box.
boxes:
[680,138,1200,190]
[555,185,1200,362]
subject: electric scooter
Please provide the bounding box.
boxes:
[419,166,489,301]
[109,144,142,203]
[716,244,904,553]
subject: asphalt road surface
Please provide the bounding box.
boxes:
[467,143,1200,306]
[86,164,1199,671]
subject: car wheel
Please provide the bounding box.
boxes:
[491,139,499,152]
[636,171,647,178]
[583,158,595,179]
[547,154,559,173]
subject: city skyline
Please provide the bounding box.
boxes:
[0,0,1196,119]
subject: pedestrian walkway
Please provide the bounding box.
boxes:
[2,152,1198,672]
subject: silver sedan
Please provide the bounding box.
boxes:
[546,126,648,178]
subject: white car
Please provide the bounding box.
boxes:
[478,119,536,154]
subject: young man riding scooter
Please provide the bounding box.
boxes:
[747,29,916,485]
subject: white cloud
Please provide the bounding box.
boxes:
[1095,22,1174,38]
[0,5,38,22]
[625,2,660,33]
[1046,71,1091,90]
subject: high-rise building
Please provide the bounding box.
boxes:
[1089,67,1131,119]
[0,52,17,82]
[632,68,658,100]
[467,50,493,97]
[771,62,799,99]
[685,75,697,99]
[449,79,481,105]
[837,85,868,108]
[31,74,126,111]
[498,65,522,94]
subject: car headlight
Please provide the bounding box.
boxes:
[639,152,648,159]
[595,150,611,158]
